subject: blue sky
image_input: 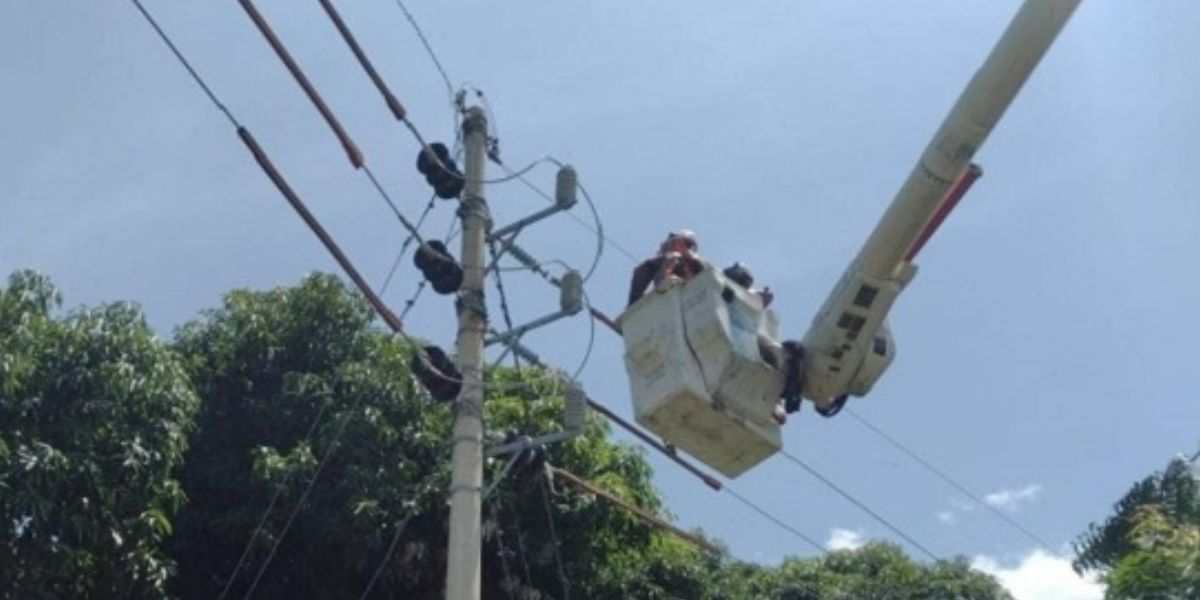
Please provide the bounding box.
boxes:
[3,1,1197,597]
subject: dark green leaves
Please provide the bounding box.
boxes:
[1,271,199,599]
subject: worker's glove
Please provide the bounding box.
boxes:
[758,286,774,307]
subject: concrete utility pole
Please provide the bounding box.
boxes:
[445,106,488,600]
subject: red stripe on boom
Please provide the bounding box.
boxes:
[903,163,983,262]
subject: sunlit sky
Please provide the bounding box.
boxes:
[4,2,1197,597]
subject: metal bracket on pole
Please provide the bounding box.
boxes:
[485,379,588,458]
[487,164,577,243]
[484,270,583,347]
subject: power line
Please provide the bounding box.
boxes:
[723,486,826,553]
[238,0,362,169]
[317,0,408,122]
[128,0,413,337]
[538,477,572,600]
[385,0,635,269]
[362,164,427,244]
[127,0,238,128]
[778,449,939,561]
[505,497,535,594]
[846,409,1053,551]
[216,403,329,599]
[240,0,433,246]
[356,513,418,600]
[355,456,448,600]
[492,507,519,600]
[242,412,356,600]
[549,465,720,555]
[131,0,556,417]
[392,0,455,102]
[379,193,439,295]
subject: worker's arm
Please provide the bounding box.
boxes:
[628,257,662,306]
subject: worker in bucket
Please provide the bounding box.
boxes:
[627,229,707,306]
[722,261,774,308]
[720,262,802,423]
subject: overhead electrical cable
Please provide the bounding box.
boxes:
[215,403,329,599]
[379,192,439,295]
[126,0,537,406]
[845,410,1053,551]
[722,486,826,553]
[355,457,449,600]
[241,413,356,600]
[779,449,939,561]
[549,465,720,555]
[238,0,429,247]
[391,0,454,102]
[538,478,572,600]
[356,513,419,600]
[238,0,362,169]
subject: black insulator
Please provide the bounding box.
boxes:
[414,241,464,295]
[416,142,451,175]
[412,344,462,402]
[416,142,463,199]
[430,265,464,295]
[414,240,450,271]
[434,177,463,200]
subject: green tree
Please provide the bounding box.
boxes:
[1104,506,1200,599]
[168,274,449,598]
[1074,455,1200,599]
[1075,456,1200,573]
[168,273,703,599]
[0,271,199,599]
[734,542,1012,600]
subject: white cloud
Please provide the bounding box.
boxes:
[984,484,1043,512]
[826,528,865,551]
[972,550,1104,600]
[950,498,977,513]
[936,510,957,525]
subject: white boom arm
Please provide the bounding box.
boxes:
[801,0,1081,403]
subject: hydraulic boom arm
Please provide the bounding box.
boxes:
[801,0,1082,404]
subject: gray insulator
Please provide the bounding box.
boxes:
[563,381,588,432]
[559,270,584,314]
[555,165,577,210]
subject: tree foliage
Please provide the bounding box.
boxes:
[1074,456,1200,599]
[1104,506,1200,599]
[717,542,1012,600]
[166,273,716,599]
[0,271,199,599]
[168,273,451,599]
[1075,456,1200,573]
